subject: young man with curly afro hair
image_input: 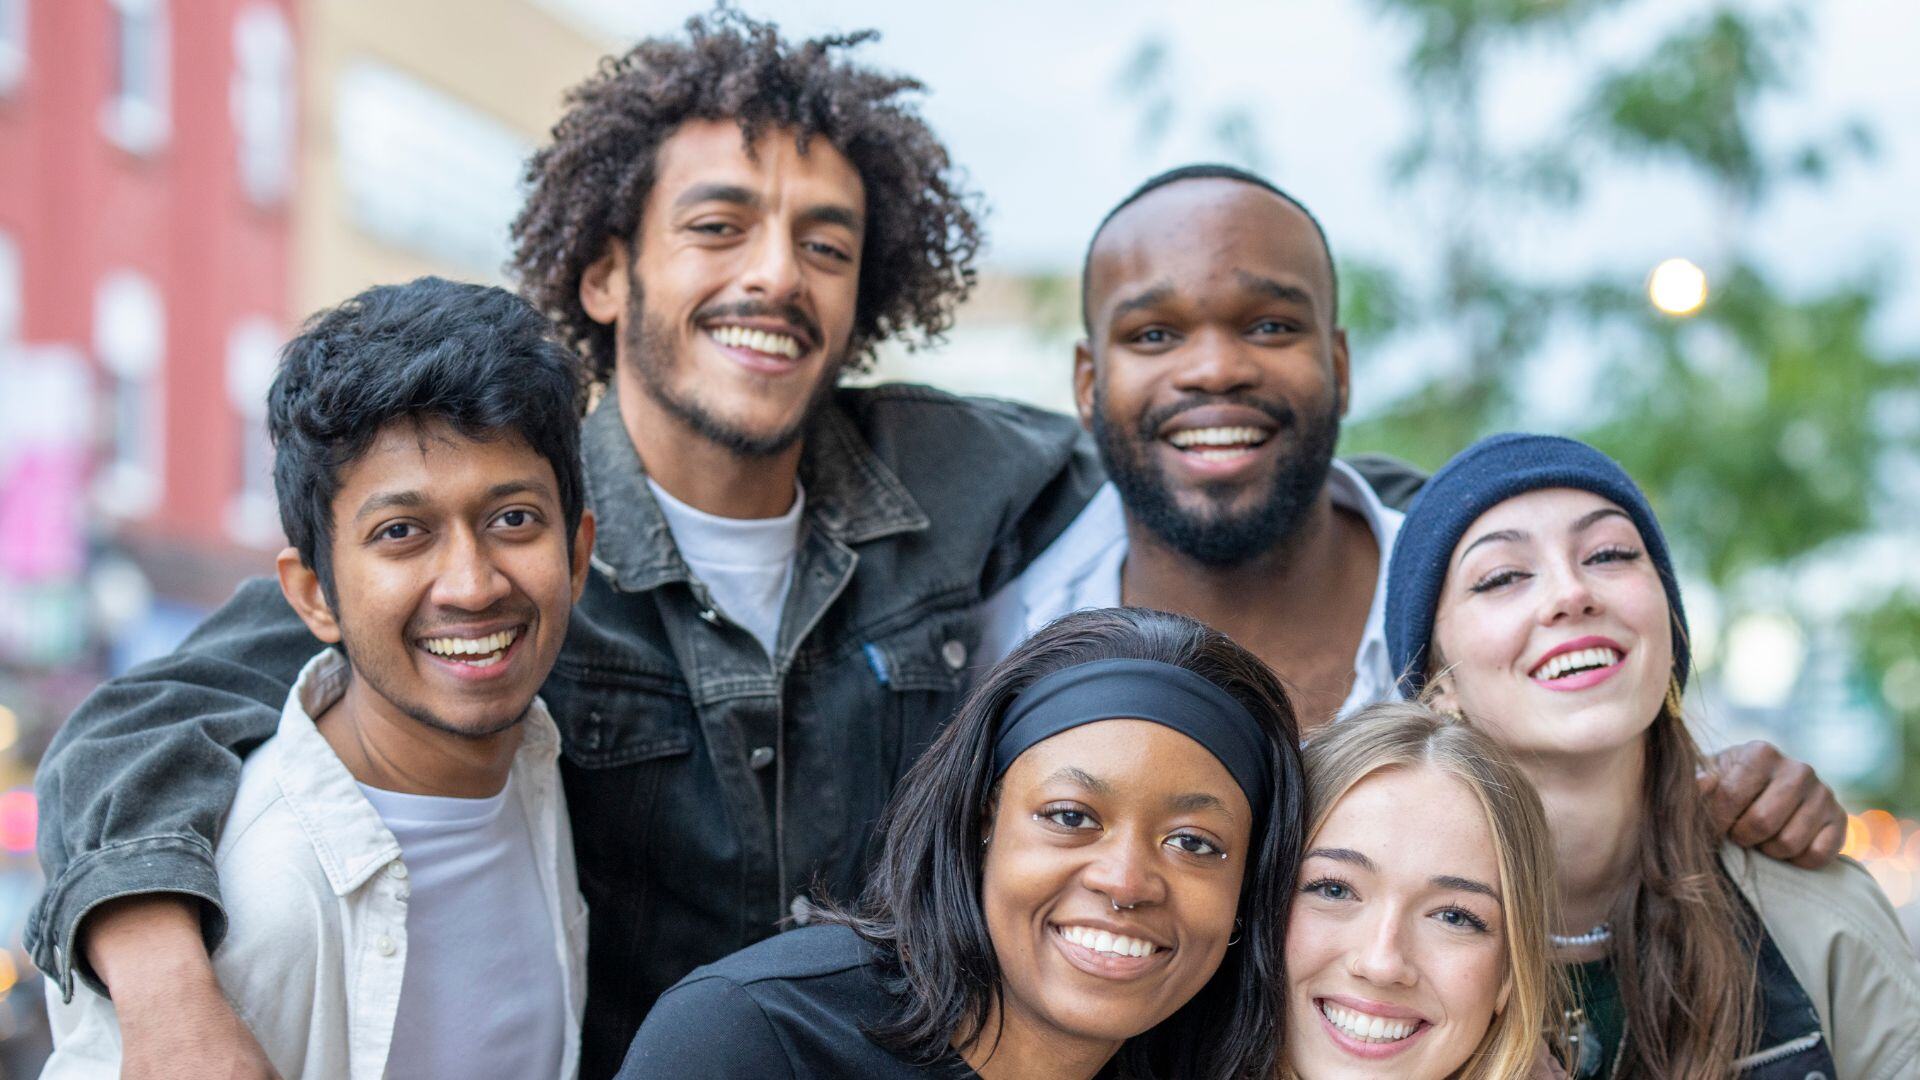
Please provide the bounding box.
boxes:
[30,9,1103,1077]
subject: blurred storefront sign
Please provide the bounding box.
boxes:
[0,345,92,667]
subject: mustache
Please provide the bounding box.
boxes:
[692,299,822,350]
[1134,393,1297,441]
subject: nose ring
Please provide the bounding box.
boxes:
[1111,898,1136,911]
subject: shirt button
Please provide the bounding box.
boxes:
[749,746,775,770]
[789,895,815,926]
[941,640,968,670]
[387,861,408,880]
[376,935,396,956]
[698,608,720,625]
[396,888,411,903]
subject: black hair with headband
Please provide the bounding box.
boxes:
[992,658,1275,825]
[811,607,1305,1080]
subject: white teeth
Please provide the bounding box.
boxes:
[1320,1001,1418,1043]
[707,324,801,359]
[1058,925,1157,958]
[421,629,518,663]
[1166,426,1271,449]
[1532,646,1623,681]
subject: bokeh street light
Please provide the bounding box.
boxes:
[1648,257,1709,316]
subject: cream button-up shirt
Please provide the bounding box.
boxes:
[43,649,588,1079]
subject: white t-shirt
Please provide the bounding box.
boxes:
[648,478,804,658]
[976,459,1404,723]
[359,777,567,1080]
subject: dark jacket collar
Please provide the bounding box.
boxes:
[581,388,929,593]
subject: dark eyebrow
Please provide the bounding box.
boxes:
[486,479,554,503]
[1042,766,1113,796]
[673,182,758,211]
[354,490,425,522]
[1433,874,1500,900]
[1234,270,1317,312]
[1110,283,1175,321]
[1572,507,1629,533]
[1305,847,1376,872]
[1167,791,1234,823]
[1458,528,1526,563]
[798,203,863,233]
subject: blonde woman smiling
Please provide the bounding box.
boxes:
[1285,703,1564,1080]
[1386,433,1920,1079]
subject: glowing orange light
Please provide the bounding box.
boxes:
[1841,815,1872,860]
[0,951,17,997]
[1863,809,1902,859]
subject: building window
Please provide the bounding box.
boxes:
[231,4,293,206]
[224,316,280,545]
[335,62,530,275]
[93,271,165,517]
[0,230,19,344]
[101,0,169,154]
[0,0,26,95]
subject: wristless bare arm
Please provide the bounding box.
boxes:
[85,895,281,1080]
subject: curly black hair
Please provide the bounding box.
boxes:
[510,6,983,382]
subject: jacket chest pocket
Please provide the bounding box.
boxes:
[859,608,978,782]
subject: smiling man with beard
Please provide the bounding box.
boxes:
[980,163,1849,865]
[29,11,1100,1077]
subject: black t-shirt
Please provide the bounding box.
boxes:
[618,924,983,1079]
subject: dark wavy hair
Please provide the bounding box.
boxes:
[268,276,587,604]
[509,5,982,382]
[818,607,1305,1080]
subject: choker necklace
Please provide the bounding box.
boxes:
[1551,922,1613,949]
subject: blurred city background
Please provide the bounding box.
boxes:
[0,0,1915,1071]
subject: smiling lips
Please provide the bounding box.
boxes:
[419,628,521,669]
[1317,998,1428,1050]
[1165,425,1273,462]
[1528,637,1627,690]
[705,323,805,361]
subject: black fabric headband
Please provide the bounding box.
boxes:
[992,658,1275,819]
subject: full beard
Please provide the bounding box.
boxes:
[620,282,842,458]
[1092,382,1340,568]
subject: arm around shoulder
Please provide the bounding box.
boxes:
[29,577,321,997]
[618,975,795,1080]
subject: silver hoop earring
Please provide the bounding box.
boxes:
[1226,917,1242,947]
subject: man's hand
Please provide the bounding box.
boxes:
[85,895,281,1080]
[1699,741,1847,870]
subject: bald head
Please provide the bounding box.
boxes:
[1081,165,1338,335]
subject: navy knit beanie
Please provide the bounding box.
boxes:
[1385,433,1690,697]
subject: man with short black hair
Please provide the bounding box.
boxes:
[44,278,592,1078]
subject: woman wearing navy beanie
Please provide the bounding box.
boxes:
[1384,433,1919,1079]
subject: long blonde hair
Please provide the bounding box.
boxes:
[1294,702,1568,1080]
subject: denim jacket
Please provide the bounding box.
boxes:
[29,384,1102,1078]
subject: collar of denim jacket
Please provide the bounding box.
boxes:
[581,388,928,594]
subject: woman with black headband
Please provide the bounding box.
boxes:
[619,607,1303,1080]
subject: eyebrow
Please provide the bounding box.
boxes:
[1234,270,1317,312]
[673,183,862,233]
[353,479,553,524]
[1043,766,1113,796]
[1306,847,1375,871]
[1110,282,1175,322]
[1432,874,1500,900]
[1167,791,1235,823]
[1457,506,1633,563]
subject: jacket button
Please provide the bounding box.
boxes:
[789,895,815,925]
[699,608,720,624]
[387,861,408,880]
[941,640,967,670]
[376,935,396,957]
[749,746,775,770]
